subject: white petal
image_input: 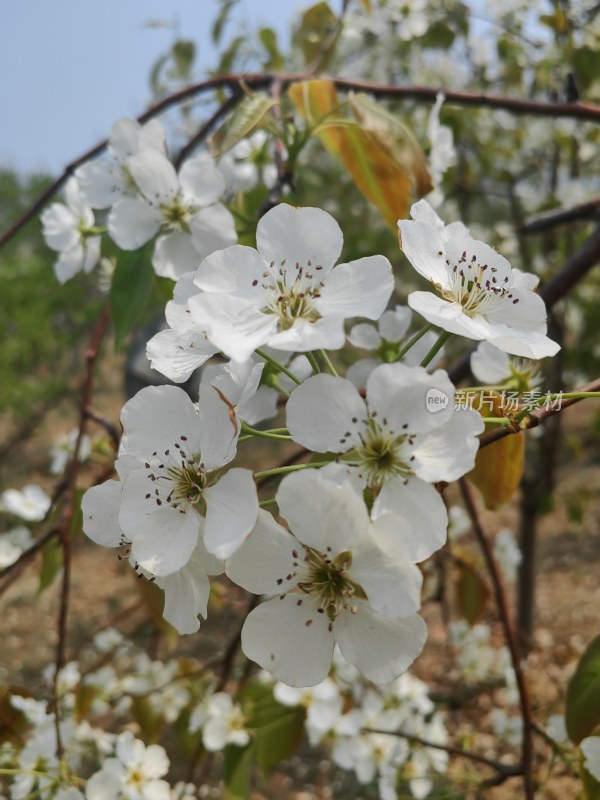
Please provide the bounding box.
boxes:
[581,737,600,782]
[75,160,125,208]
[226,509,299,594]
[257,204,343,274]
[146,328,217,383]
[412,407,484,482]
[397,218,448,285]
[351,542,423,618]
[346,358,380,390]
[488,328,560,359]
[189,292,277,362]
[266,314,346,353]
[237,385,278,425]
[108,198,161,249]
[276,469,369,552]
[54,244,85,283]
[110,118,144,159]
[121,385,201,460]
[179,153,226,206]
[203,468,258,559]
[316,256,394,320]
[120,484,200,577]
[140,744,170,778]
[152,231,201,280]
[157,556,212,634]
[372,479,448,563]
[188,204,237,261]
[336,603,427,684]
[286,373,365,453]
[241,595,335,687]
[379,306,412,342]
[41,203,79,251]
[193,244,266,300]
[348,323,381,350]
[366,363,455,434]
[197,383,240,469]
[128,149,179,203]
[485,287,547,332]
[470,341,512,384]
[82,480,124,547]
[408,291,493,340]
[511,267,539,291]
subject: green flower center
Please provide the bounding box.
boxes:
[298,547,366,622]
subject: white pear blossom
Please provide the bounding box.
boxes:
[470,340,541,391]
[494,528,522,582]
[274,678,343,745]
[86,731,170,800]
[188,203,394,362]
[75,117,167,208]
[109,149,236,280]
[425,93,456,208]
[1,484,51,521]
[0,526,33,569]
[347,305,444,389]
[189,692,250,751]
[93,384,256,570]
[218,131,277,194]
[227,470,427,687]
[40,178,101,283]
[286,363,484,562]
[491,709,523,746]
[50,429,92,475]
[398,200,560,358]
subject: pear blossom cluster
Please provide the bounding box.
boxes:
[73,180,560,692]
[40,117,236,283]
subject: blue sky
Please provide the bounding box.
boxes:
[1,0,307,175]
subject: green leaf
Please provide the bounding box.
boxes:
[573,47,600,91]
[212,0,238,44]
[456,561,489,625]
[223,741,254,800]
[259,27,284,69]
[110,244,155,350]
[214,35,245,74]
[212,93,276,156]
[171,40,196,78]
[295,2,338,69]
[566,634,600,744]
[38,538,63,594]
[70,488,85,540]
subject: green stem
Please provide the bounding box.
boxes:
[420,330,452,368]
[306,352,321,374]
[240,422,292,441]
[394,323,433,361]
[254,461,331,480]
[259,498,278,508]
[255,348,301,385]
[319,349,339,377]
[485,417,513,425]
[514,391,600,423]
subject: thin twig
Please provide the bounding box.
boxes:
[52,302,110,759]
[478,375,600,449]
[173,92,242,170]
[364,727,523,786]
[520,198,600,233]
[459,478,535,799]
[3,72,600,249]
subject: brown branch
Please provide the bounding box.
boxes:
[364,727,523,787]
[51,302,110,759]
[459,478,535,800]
[520,198,600,234]
[3,71,600,249]
[478,375,600,449]
[173,92,242,170]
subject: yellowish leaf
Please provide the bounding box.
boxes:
[288,79,432,228]
[468,394,524,510]
[211,92,276,156]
